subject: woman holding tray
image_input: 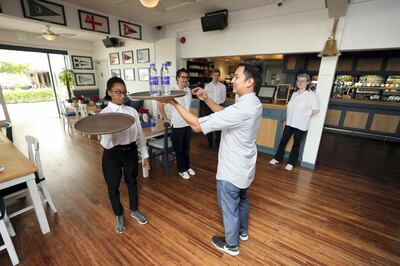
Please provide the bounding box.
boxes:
[100,76,150,234]
[157,68,196,180]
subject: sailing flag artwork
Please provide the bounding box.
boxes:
[21,0,66,25]
[119,20,142,40]
[71,56,93,70]
[78,10,110,34]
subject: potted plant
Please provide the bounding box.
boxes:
[59,69,75,102]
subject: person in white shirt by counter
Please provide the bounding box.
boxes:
[100,77,150,234]
[157,61,263,256]
[202,69,226,148]
[157,68,196,180]
[269,73,320,171]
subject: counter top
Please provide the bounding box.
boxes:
[330,98,400,107]
[225,97,287,110]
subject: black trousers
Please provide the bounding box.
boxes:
[200,101,221,148]
[102,142,139,216]
[171,126,192,173]
[274,125,306,166]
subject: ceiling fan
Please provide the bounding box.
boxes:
[113,0,200,13]
[37,25,76,41]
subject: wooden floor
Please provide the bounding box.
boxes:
[1,117,399,265]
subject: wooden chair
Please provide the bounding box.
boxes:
[147,122,175,175]
[0,196,19,265]
[0,136,57,221]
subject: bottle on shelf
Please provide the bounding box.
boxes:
[149,63,159,96]
[160,63,170,95]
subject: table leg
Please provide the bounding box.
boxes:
[26,178,50,234]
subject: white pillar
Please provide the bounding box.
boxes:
[301,17,345,169]
[301,56,338,169]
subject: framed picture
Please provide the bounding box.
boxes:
[137,48,150,63]
[119,20,142,40]
[138,68,149,81]
[109,53,120,65]
[21,0,67,26]
[71,55,93,70]
[124,68,135,81]
[122,51,134,64]
[111,69,121,78]
[275,84,291,103]
[74,73,96,86]
[78,9,110,34]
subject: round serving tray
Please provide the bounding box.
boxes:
[128,90,186,100]
[74,113,135,135]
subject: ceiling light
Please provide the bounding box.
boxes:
[43,34,56,41]
[140,0,160,8]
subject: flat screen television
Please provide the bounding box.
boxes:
[257,86,276,103]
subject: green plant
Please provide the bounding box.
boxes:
[3,88,54,103]
[0,61,29,74]
[59,69,75,100]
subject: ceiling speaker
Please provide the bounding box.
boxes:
[201,9,228,32]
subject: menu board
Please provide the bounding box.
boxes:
[275,84,291,102]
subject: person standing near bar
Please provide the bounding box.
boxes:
[158,61,263,256]
[202,69,226,148]
[101,77,149,234]
[157,68,196,180]
[269,73,319,171]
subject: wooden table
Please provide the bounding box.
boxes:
[0,134,50,234]
[141,119,168,177]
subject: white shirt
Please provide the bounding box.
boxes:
[100,102,149,158]
[204,82,226,104]
[286,90,319,131]
[165,86,192,128]
[199,93,262,189]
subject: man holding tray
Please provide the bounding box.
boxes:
[157,61,263,256]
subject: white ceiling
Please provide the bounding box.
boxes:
[63,0,280,27]
[0,15,106,42]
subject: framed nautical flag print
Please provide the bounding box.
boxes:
[78,10,110,34]
[21,0,66,26]
[71,55,93,70]
[122,51,134,64]
[74,73,96,86]
[119,20,142,40]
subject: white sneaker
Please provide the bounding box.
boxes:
[269,159,279,165]
[187,168,196,176]
[179,171,190,179]
[285,164,293,171]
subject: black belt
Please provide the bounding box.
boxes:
[111,142,137,151]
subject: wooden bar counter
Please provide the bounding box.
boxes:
[325,98,400,141]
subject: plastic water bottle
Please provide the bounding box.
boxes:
[160,63,170,95]
[149,63,159,96]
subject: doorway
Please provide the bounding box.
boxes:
[0,45,68,125]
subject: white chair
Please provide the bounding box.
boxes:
[60,101,78,128]
[1,135,57,221]
[0,197,19,265]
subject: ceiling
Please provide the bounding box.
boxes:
[0,15,105,42]
[63,0,280,26]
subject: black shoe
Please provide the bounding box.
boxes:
[211,236,239,256]
[239,232,248,241]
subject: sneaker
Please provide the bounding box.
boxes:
[116,215,125,234]
[130,210,148,225]
[285,164,293,171]
[211,236,239,256]
[179,171,190,179]
[269,159,279,165]
[187,168,196,176]
[239,232,248,241]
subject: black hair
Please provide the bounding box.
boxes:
[176,68,188,81]
[104,76,125,101]
[234,59,263,92]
